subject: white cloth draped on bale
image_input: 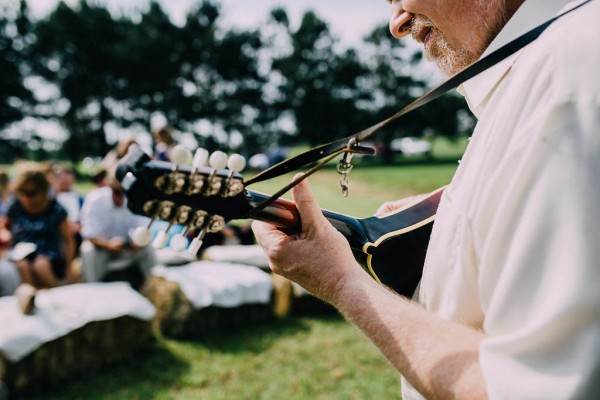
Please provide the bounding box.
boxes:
[202,244,270,269]
[0,282,155,362]
[152,261,273,309]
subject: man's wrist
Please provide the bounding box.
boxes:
[328,263,378,310]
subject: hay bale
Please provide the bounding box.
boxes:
[0,316,152,396]
[201,244,270,270]
[271,274,336,317]
[141,275,194,337]
[142,274,272,338]
[0,282,155,397]
[143,263,275,338]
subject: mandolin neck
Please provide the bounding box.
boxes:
[245,191,371,250]
[245,187,444,251]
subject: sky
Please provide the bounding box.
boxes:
[26,0,392,47]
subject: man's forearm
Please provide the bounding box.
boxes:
[333,273,488,400]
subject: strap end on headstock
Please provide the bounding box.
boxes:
[348,145,376,156]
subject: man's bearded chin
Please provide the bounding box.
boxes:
[411,16,479,77]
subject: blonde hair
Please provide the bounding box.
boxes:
[116,138,138,158]
[0,169,9,199]
[12,164,51,196]
[153,126,175,145]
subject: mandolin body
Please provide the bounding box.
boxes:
[357,219,435,297]
[249,187,444,297]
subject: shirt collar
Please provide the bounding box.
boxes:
[459,0,574,117]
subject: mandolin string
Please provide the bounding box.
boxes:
[242,0,594,218]
[243,150,345,221]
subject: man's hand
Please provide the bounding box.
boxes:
[105,237,127,252]
[254,176,488,399]
[252,174,366,305]
[375,194,427,217]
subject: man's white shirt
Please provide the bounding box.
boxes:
[402,0,600,398]
[81,186,149,240]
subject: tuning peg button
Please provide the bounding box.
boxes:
[187,237,203,256]
[193,148,209,168]
[227,154,246,173]
[169,234,189,252]
[152,231,169,249]
[170,145,193,166]
[132,227,152,247]
[209,151,228,169]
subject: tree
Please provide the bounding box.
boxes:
[177,2,268,154]
[361,24,475,161]
[0,0,33,161]
[28,0,128,161]
[1,1,474,164]
[270,10,369,147]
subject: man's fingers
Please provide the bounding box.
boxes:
[252,220,284,246]
[252,221,291,269]
[375,202,394,217]
[252,219,276,234]
[290,173,327,233]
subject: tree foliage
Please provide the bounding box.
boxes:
[0,0,34,160]
[0,0,474,163]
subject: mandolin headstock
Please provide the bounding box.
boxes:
[115,144,254,255]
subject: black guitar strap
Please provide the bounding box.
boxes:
[243,0,593,219]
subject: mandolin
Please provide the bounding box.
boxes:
[116,145,443,298]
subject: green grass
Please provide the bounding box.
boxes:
[32,316,402,400]
[247,163,458,218]
[248,135,465,217]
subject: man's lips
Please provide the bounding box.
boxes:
[414,26,433,46]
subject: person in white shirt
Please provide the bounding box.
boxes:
[80,177,155,287]
[253,0,600,398]
[52,165,84,249]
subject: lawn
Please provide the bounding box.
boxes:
[247,135,466,217]
[32,316,403,400]
[247,163,459,218]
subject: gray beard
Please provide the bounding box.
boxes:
[411,2,510,76]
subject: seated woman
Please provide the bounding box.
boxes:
[5,165,75,288]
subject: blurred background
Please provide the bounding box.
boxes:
[0,0,473,170]
[0,2,476,398]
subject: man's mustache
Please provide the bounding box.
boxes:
[410,15,436,43]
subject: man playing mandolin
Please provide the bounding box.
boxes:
[253,0,600,398]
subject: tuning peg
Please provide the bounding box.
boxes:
[209,151,228,170]
[158,146,192,195]
[192,148,209,169]
[187,234,205,256]
[169,233,189,252]
[152,230,169,249]
[227,153,246,173]
[170,145,193,166]
[222,154,246,197]
[131,226,153,247]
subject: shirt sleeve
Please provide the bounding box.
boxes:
[6,199,18,221]
[477,97,600,399]
[80,189,108,239]
[53,200,68,221]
